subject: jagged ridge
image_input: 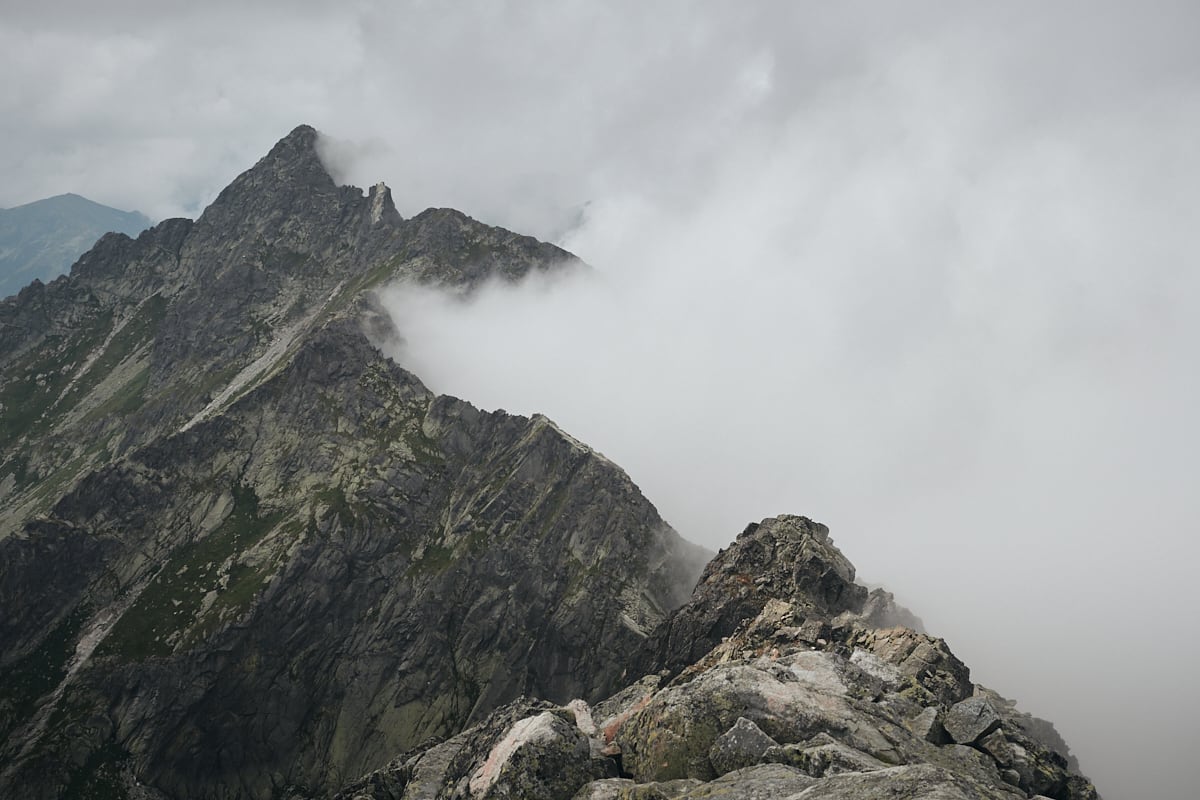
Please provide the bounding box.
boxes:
[0,125,706,799]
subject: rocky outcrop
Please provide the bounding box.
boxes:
[324,591,1097,798]
[320,515,1095,800]
[638,516,867,678]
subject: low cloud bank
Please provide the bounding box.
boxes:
[378,26,1199,794]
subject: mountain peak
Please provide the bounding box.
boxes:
[264,123,321,165]
[241,123,333,192]
[203,124,333,210]
[191,124,347,247]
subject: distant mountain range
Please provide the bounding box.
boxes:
[0,193,151,299]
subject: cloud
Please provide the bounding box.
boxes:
[5,3,1200,797]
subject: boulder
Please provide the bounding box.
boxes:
[905,706,948,744]
[398,735,468,800]
[616,652,902,782]
[572,778,637,799]
[571,779,754,800]
[763,733,887,778]
[640,516,868,677]
[677,763,816,798]
[707,717,779,776]
[785,763,1019,800]
[943,696,1003,745]
[839,626,973,706]
[464,710,593,800]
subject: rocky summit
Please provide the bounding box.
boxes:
[0,126,1097,800]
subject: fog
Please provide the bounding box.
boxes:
[5,3,1199,797]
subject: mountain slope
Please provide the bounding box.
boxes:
[0,193,151,299]
[0,125,708,799]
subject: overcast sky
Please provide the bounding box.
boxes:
[4,3,1198,798]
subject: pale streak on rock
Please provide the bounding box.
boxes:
[467,712,566,796]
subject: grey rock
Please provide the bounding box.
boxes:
[796,619,831,645]
[944,696,1003,744]
[399,736,469,800]
[846,649,905,693]
[978,729,1016,766]
[764,734,887,778]
[782,763,1018,799]
[622,779,704,799]
[838,626,972,707]
[906,706,949,744]
[462,710,592,800]
[615,651,904,783]
[571,782,638,800]
[572,778,636,799]
[1000,767,1022,786]
[592,674,662,754]
[707,717,779,776]
[573,779,703,800]
[854,588,926,633]
[678,763,815,798]
[640,515,868,678]
[936,744,1008,789]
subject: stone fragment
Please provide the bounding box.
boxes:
[797,618,831,644]
[400,735,469,800]
[569,698,599,735]
[788,763,1017,800]
[676,763,816,798]
[943,696,1003,744]
[620,779,704,799]
[571,778,635,799]
[593,674,662,745]
[763,733,887,778]
[707,717,779,776]
[841,626,973,706]
[906,706,949,744]
[856,587,927,631]
[848,649,905,692]
[978,728,1013,764]
[572,779,722,800]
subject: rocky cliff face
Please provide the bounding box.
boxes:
[0,126,1095,800]
[0,126,707,799]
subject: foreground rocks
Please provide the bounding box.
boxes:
[331,515,1098,800]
